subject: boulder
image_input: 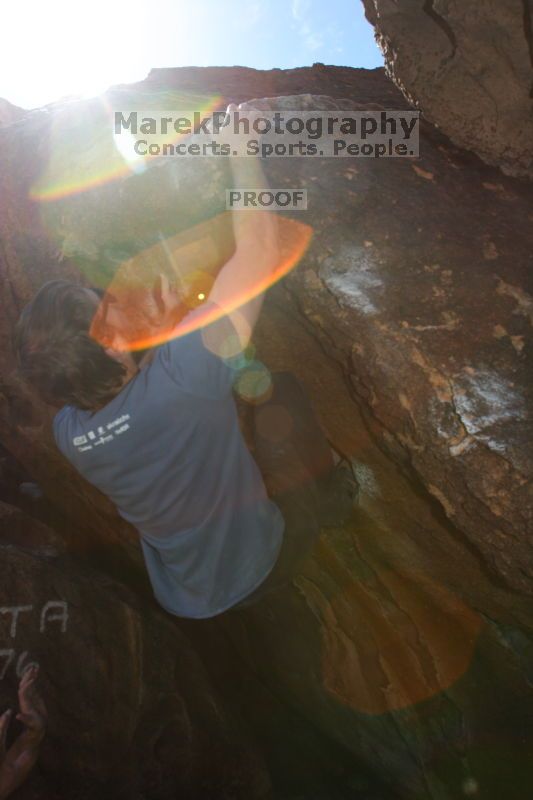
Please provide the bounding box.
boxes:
[0,99,25,128]
[362,0,533,179]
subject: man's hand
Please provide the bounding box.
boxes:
[16,665,47,742]
[0,665,47,799]
[217,102,263,153]
[92,272,184,354]
[148,273,183,333]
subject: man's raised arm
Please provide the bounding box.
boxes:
[207,103,280,351]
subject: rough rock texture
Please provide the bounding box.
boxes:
[362,0,533,179]
[0,502,270,800]
[242,97,533,598]
[0,65,532,798]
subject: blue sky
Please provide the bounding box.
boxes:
[2,0,383,108]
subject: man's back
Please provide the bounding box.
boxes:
[53,302,285,618]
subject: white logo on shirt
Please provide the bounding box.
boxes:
[73,414,131,452]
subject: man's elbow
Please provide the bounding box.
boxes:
[253,229,280,273]
[239,212,279,264]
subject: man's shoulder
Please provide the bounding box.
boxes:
[53,404,72,428]
[154,301,243,400]
[52,405,77,451]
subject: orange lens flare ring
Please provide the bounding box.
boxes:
[305,554,483,715]
[89,216,314,352]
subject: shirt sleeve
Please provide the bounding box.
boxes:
[156,301,242,399]
[52,407,68,455]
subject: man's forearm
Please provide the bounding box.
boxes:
[228,155,279,260]
[229,153,270,193]
[205,105,281,347]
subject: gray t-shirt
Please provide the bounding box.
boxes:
[53,302,285,618]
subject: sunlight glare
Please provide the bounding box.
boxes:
[1,0,146,108]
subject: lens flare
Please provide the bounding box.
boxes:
[89,214,313,352]
[234,362,273,404]
[297,550,482,715]
[29,93,221,202]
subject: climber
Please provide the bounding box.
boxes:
[0,664,47,799]
[14,103,357,619]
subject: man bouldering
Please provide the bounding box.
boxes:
[14,103,357,619]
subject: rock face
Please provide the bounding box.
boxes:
[362,0,533,179]
[0,502,270,799]
[0,65,532,799]
[0,99,25,127]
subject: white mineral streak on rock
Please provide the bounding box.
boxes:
[320,244,383,315]
[349,459,382,498]
[451,370,527,455]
